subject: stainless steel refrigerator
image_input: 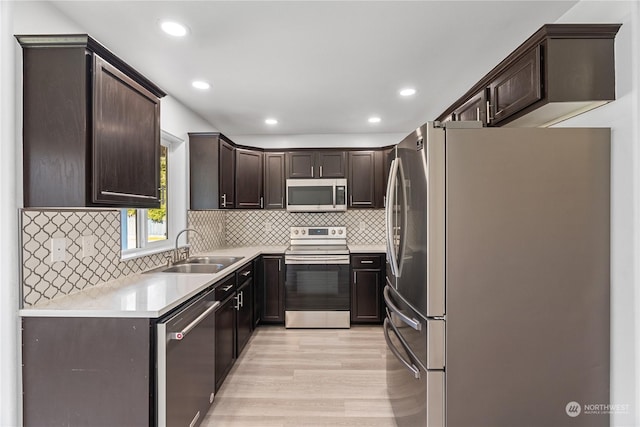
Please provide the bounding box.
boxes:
[384,121,610,427]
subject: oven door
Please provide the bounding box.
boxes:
[284,255,350,327]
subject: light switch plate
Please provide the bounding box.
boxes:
[50,237,66,263]
[81,234,96,258]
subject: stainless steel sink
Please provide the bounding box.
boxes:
[177,256,243,265]
[160,263,225,274]
[153,255,244,274]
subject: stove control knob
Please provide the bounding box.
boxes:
[331,229,336,235]
[302,230,306,235]
[294,230,299,235]
[338,229,344,235]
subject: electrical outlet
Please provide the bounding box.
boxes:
[358,221,366,232]
[81,234,96,258]
[50,237,66,263]
[265,221,272,232]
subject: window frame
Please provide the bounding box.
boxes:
[121,130,182,260]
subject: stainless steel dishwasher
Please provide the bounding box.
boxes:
[157,288,219,427]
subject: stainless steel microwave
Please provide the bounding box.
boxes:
[286,179,347,212]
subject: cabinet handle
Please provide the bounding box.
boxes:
[350,195,353,206]
[234,295,240,310]
[353,271,357,283]
[260,196,264,209]
[281,197,284,208]
[311,166,314,177]
[360,260,374,264]
[222,284,233,291]
[476,107,480,121]
[241,270,251,277]
[100,191,157,200]
[383,195,386,207]
[320,166,323,177]
[486,100,493,124]
[278,259,281,271]
[222,193,227,208]
[239,291,244,308]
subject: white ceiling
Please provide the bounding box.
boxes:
[48,0,578,137]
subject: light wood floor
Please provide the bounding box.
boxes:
[202,325,396,427]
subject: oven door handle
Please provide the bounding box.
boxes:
[167,301,220,341]
[285,255,350,265]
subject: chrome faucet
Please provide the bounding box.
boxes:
[174,228,202,262]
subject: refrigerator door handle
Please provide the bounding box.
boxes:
[384,318,420,379]
[385,158,400,277]
[384,286,422,331]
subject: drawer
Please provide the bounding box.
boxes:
[215,274,236,302]
[351,255,382,269]
[236,263,253,281]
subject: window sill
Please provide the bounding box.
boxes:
[121,241,177,261]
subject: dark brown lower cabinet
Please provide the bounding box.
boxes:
[22,317,152,426]
[261,255,285,323]
[236,277,254,356]
[215,294,237,392]
[351,254,385,323]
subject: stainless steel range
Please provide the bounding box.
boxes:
[284,226,350,328]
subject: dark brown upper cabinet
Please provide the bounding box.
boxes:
[264,153,286,209]
[437,24,621,127]
[235,148,263,209]
[286,151,346,179]
[452,89,488,124]
[348,151,376,208]
[188,133,220,210]
[18,34,165,208]
[219,139,236,209]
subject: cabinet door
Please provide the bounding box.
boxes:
[236,279,253,356]
[489,46,542,125]
[189,134,219,209]
[236,148,263,209]
[348,151,376,208]
[453,89,487,124]
[351,269,383,323]
[215,296,236,392]
[92,55,160,207]
[317,151,346,178]
[264,153,285,209]
[287,152,315,178]
[219,140,236,208]
[262,256,284,323]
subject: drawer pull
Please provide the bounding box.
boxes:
[241,270,251,277]
[360,260,374,264]
[222,285,233,291]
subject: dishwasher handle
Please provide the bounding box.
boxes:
[168,301,220,341]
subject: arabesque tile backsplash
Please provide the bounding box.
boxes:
[21,208,384,307]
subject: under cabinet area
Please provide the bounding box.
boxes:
[351,254,385,323]
[17,34,165,208]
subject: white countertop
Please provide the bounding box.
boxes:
[348,244,387,253]
[19,246,287,319]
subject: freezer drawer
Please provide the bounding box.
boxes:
[384,284,445,370]
[385,317,444,427]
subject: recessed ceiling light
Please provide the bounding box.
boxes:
[160,21,188,37]
[368,117,381,124]
[265,118,278,125]
[192,80,210,90]
[400,88,417,97]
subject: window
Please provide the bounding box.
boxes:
[121,131,180,257]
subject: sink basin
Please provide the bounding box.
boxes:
[160,263,226,274]
[177,256,243,265]
[153,255,244,274]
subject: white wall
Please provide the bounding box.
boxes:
[231,132,406,149]
[554,1,639,426]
